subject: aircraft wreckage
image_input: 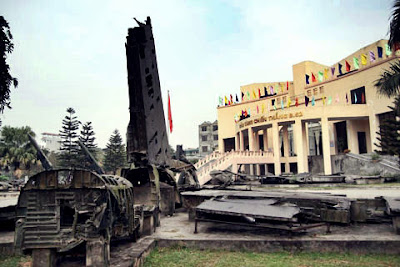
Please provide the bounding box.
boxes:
[9,16,400,267]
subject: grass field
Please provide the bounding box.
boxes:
[144,247,400,267]
[0,255,31,267]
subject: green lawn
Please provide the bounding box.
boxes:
[0,255,31,267]
[144,247,400,267]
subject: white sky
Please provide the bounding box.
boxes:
[0,0,392,149]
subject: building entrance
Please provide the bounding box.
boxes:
[357,132,367,154]
[335,121,348,153]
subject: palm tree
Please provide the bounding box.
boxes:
[375,0,400,96]
[0,126,38,176]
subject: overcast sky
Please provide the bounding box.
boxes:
[0,0,392,149]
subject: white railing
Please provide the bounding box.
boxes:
[196,150,274,184]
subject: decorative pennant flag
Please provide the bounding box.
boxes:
[311,96,315,106]
[273,99,277,110]
[312,73,316,82]
[338,63,343,75]
[361,54,367,65]
[287,97,291,108]
[230,94,233,104]
[248,108,251,116]
[219,96,223,106]
[246,91,250,100]
[324,69,328,80]
[286,81,289,90]
[327,96,332,105]
[331,66,335,77]
[225,96,228,106]
[361,93,365,103]
[353,57,359,69]
[346,93,348,103]
[369,51,376,62]
[281,99,284,110]
[280,83,284,93]
[264,87,268,96]
[385,43,392,56]
[295,97,299,107]
[305,74,310,84]
[236,94,239,103]
[336,93,340,103]
[305,96,310,107]
[318,71,323,82]
[258,88,261,98]
[345,60,351,72]
[322,95,326,105]
[354,93,357,103]
[261,103,265,113]
[241,92,244,101]
[168,91,173,133]
[257,105,259,114]
[377,46,383,58]
[270,86,274,95]
[252,89,256,99]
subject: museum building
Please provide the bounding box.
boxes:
[217,39,398,176]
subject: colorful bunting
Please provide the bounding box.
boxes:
[270,86,274,95]
[305,96,310,107]
[287,97,291,108]
[257,105,259,113]
[246,91,250,100]
[273,99,277,110]
[361,54,367,65]
[281,99,284,110]
[338,63,343,75]
[318,71,323,82]
[261,103,265,113]
[385,43,392,56]
[336,94,340,103]
[377,46,383,58]
[225,96,228,106]
[369,51,376,62]
[252,89,256,99]
[286,81,289,90]
[264,87,268,96]
[322,95,326,105]
[295,97,299,107]
[258,88,261,98]
[248,108,251,116]
[353,57,359,69]
[311,96,315,106]
[331,66,335,77]
[241,92,244,101]
[345,60,351,72]
[324,69,328,80]
[327,96,332,105]
[312,73,316,82]
[305,74,310,85]
[219,97,223,106]
[230,94,233,104]
[236,94,239,103]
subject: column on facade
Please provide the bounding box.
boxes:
[254,130,260,151]
[263,129,268,151]
[294,119,306,173]
[239,130,245,151]
[346,120,358,153]
[321,117,332,175]
[282,124,290,172]
[302,121,309,173]
[248,128,255,151]
[272,122,281,175]
[314,130,321,155]
[369,114,380,152]
[235,132,240,151]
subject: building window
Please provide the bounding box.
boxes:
[319,86,324,94]
[350,86,366,104]
[313,88,318,95]
[201,135,207,141]
[202,146,208,152]
[201,126,207,131]
[307,90,312,97]
[213,135,218,141]
[213,125,218,131]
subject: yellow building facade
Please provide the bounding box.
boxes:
[217,40,397,175]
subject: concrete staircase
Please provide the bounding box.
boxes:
[195,151,274,185]
[346,153,400,173]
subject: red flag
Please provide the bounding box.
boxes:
[345,60,351,72]
[230,94,233,104]
[311,73,316,82]
[168,91,173,133]
[295,97,299,107]
[286,81,289,90]
[258,88,261,98]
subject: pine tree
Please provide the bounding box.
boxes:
[375,96,400,164]
[58,107,80,168]
[103,129,126,174]
[79,121,97,162]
